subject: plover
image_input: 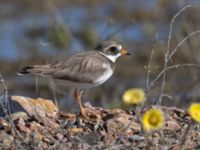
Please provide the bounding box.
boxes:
[19,41,131,118]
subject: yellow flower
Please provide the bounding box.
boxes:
[188,103,200,123]
[142,108,165,131]
[122,88,145,105]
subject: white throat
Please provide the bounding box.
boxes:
[99,52,121,63]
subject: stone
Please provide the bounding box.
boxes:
[10,96,58,118]
[106,112,141,136]
[165,120,181,131]
[42,117,60,129]
[17,124,31,134]
[29,121,44,132]
[11,112,28,121]
[2,134,14,149]
[33,132,43,141]
[68,127,83,133]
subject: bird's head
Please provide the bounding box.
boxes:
[95,41,131,62]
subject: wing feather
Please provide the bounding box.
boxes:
[51,51,109,83]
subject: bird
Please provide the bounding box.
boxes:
[18,41,131,118]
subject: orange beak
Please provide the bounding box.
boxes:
[120,48,131,55]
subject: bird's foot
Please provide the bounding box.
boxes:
[80,107,101,120]
[80,109,89,119]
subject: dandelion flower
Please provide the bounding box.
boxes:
[122,88,145,105]
[142,108,164,131]
[188,103,200,123]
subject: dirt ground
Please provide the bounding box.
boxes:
[0,96,199,149]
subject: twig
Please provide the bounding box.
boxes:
[49,81,59,109]
[0,74,9,117]
[123,104,143,132]
[156,5,196,105]
[166,5,194,54]
[0,74,19,136]
[0,76,9,118]
[0,74,8,102]
[148,64,200,90]
[144,131,154,149]
[35,76,39,96]
[118,103,145,147]
[180,120,192,150]
[146,47,155,91]
[167,30,200,61]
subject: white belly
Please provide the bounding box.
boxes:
[93,64,113,86]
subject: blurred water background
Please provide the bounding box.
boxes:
[0,0,200,111]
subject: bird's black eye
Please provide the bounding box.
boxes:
[110,46,118,52]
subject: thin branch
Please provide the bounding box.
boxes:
[0,74,8,99]
[161,94,173,100]
[0,75,9,119]
[157,5,195,105]
[146,47,155,91]
[157,30,200,104]
[0,75,9,118]
[167,30,200,61]
[166,5,194,54]
[148,64,200,90]
[180,121,192,150]
[0,74,19,136]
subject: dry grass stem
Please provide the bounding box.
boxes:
[166,5,195,53]
[146,46,155,91]
[167,30,200,61]
[149,64,200,90]
[180,121,192,150]
[153,5,198,105]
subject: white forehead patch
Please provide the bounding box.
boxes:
[117,45,122,51]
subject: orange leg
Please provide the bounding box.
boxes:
[74,89,87,118]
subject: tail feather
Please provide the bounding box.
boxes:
[18,65,52,76]
[18,66,34,75]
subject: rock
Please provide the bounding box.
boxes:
[42,136,51,143]
[33,132,43,141]
[42,117,60,129]
[68,127,83,133]
[11,112,28,121]
[110,108,126,114]
[2,134,14,149]
[29,121,44,132]
[15,117,26,126]
[60,112,77,120]
[171,144,180,150]
[55,133,64,141]
[0,118,10,129]
[79,132,101,145]
[80,107,102,121]
[106,112,141,136]
[129,135,145,141]
[165,120,181,131]
[102,133,115,145]
[10,96,58,118]
[17,124,31,134]
[0,98,199,149]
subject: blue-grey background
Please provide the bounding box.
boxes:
[0,0,200,111]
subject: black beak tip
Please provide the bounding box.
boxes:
[126,52,131,55]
